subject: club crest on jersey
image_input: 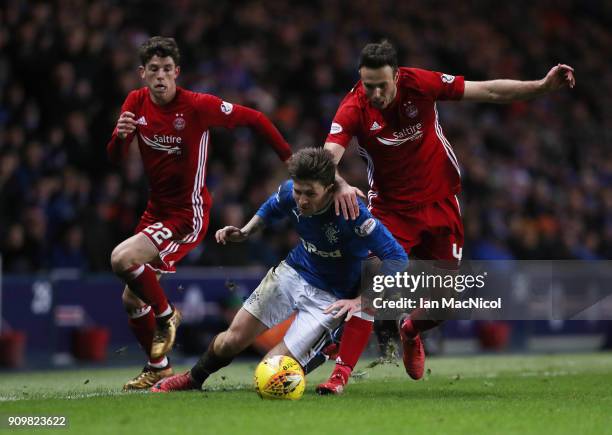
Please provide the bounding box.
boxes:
[403,102,418,118]
[173,114,186,131]
[355,218,376,237]
[322,223,340,244]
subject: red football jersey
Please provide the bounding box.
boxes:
[108,86,291,216]
[326,67,465,210]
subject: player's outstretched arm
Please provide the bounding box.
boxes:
[463,64,575,103]
[232,105,292,162]
[196,94,292,161]
[215,215,266,245]
[325,142,366,220]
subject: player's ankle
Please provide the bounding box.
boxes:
[148,356,169,369]
[154,304,173,320]
[153,305,174,325]
[332,363,352,384]
[188,367,206,388]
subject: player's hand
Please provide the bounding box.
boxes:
[116,111,138,139]
[542,64,575,91]
[334,181,366,220]
[324,296,362,321]
[215,226,248,244]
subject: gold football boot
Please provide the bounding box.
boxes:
[123,365,174,390]
[150,308,182,359]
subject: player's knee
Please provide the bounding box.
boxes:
[110,246,136,276]
[110,246,124,274]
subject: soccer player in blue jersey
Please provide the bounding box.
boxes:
[151,147,407,393]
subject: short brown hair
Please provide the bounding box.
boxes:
[358,40,398,71]
[138,36,180,66]
[287,148,336,187]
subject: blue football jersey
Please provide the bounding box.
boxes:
[256,180,408,299]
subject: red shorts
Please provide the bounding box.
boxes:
[135,206,209,273]
[372,195,464,267]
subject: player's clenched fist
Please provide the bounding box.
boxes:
[215,226,248,244]
[542,64,576,91]
[116,111,138,139]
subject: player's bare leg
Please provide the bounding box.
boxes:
[151,308,268,392]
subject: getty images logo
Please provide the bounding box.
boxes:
[452,243,463,260]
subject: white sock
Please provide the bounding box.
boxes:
[156,305,172,318]
[149,356,168,369]
[128,305,151,319]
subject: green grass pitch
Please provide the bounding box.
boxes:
[1,353,611,435]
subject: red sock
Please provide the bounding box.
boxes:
[127,306,164,364]
[125,265,169,315]
[331,364,352,385]
[332,316,373,383]
[408,308,443,335]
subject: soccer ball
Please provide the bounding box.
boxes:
[254,355,305,400]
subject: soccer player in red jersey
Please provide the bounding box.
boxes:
[317,40,575,394]
[107,37,292,390]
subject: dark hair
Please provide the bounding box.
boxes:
[287,148,336,187]
[358,40,398,71]
[138,36,180,66]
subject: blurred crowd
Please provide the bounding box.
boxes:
[0,0,610,274]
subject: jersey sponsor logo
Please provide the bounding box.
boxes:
[220,101,233,114]
[139,133,182,154]
[301,238,342,258]
[441,74,456,84]
[354,218,376,237]
[173,116,186,131]
[370,121,382,131]
[330,122,343,134]
[322,223,340,244]
[376,123,423,146]
[136,116,147,125]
